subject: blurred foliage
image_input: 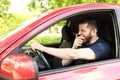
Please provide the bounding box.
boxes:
[0,0,10,17]
[0,0,11,35]
[0,13,33,35]
[0,0,39,36]
[47,0,120,9]
[28,0,51,13]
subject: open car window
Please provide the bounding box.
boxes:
[20,10,117,73]
[25,20,67,47]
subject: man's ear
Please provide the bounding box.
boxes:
[92,28,97,35]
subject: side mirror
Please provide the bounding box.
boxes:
[0,53,38,80]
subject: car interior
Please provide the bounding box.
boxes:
[52,11,116,69]
[19,10,116,71]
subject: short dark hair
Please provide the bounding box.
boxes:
[80,19,98,29]
[76,19,98,33]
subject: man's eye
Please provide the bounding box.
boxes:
[81,30,86,32]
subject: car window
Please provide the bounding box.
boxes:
[21,10,116,73]
[25,20,67,46]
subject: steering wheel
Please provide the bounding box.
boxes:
[35,49,51,69]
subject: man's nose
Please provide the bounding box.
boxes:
[77,31,82,36]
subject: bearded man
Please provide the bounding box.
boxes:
[31,19,111,66]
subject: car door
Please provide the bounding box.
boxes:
[35,6,120,80]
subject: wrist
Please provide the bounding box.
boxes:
[72,45,78,49]
[37,44,45,52]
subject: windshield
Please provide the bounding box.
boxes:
[0,11,51,42]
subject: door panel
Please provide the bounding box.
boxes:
[38,60,120,80]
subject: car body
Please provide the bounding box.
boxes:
[0,3,120,80]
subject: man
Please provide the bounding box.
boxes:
[31,19,111,66]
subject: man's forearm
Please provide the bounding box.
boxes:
[42,46,77,59]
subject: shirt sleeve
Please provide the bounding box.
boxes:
[89,40,111,60]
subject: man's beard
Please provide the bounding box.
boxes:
[84,32,92,45]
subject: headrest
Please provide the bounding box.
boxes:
[61,25,74,41]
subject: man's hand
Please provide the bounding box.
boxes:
[72,34,85,49]
[31,42,44,51]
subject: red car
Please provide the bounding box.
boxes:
[0,3,120,80]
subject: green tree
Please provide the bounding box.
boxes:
[49,0,82,9]
[28,0,120,13]
[28,0,51,13]
[0,0,10,17]
[48,0,120,9]
[0,0,35,36]
[0,0,11,35]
